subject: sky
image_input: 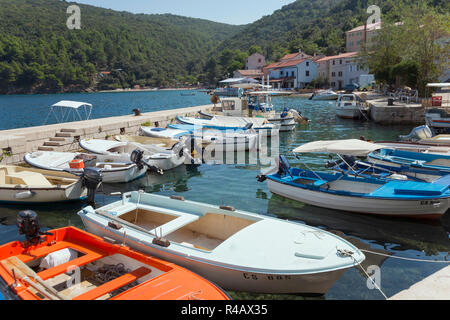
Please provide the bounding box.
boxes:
[73,0,297,25]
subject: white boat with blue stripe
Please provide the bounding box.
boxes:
[258,140,450,220]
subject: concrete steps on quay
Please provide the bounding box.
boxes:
[0,104,214,164]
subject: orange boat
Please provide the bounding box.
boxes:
[0,212,230,301]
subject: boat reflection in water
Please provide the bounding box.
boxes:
[99,165,202,197]
[266,194,450,256]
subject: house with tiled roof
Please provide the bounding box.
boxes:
[264,57,318,89]
[346,21,382,52]
[316,52,370,90]
[280,50,313,62]
[233,69,264,80]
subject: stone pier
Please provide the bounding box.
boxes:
[359,93,425,125]
[0,104,213,165]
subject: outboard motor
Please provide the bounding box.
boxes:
[399,125,433,142]
[171,142,185,158]
[244,123,254,131]
[81,168,103,205]
[130,149,145,170]
[326,159,343,169]
[17,210,52,244]
[182,136,202,165]
[278,155,291,177]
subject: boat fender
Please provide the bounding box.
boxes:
[170,195,185,201]
[220,205,235,212]
[152,238,171,248]
[14,190,36,200]
[108,221,123,230]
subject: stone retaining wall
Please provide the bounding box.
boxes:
[0,104,213,165]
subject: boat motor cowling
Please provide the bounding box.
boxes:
[130,149,145,170]
[171,142,185,158]
[81,168,103,204]
[17,210,52,243]
[278,155,291,176]
[244,123,254,130]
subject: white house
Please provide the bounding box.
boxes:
[265,58,318,89]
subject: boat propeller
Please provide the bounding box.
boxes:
[17,210,53,244]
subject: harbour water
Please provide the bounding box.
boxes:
[0,90,449,300]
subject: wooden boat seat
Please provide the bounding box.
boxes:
[149,214,200,238]
[73,267,151,300]
[5,171,52,186]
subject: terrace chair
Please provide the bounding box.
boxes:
[407,90,419,104]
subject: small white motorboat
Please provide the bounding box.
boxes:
[336,94,370,120]
[176,115,280,136]
[79,139,187,171]
[0,165,97,204]
[24,151,148,184]
[78,191,365,294]
[141,125,258,152]
[309,89,339,101]
[199,95,299,132]
[139,127,191,140]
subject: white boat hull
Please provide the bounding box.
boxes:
[80,139,186,171]
[81,215,354,294]
[78,192,365,294]
[24,152,147,184]
[267,178,448,219]
[0,180,86,204]
[312,95,339,101]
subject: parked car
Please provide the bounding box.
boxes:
[344,83,359,92]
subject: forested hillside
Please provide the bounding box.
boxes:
[0,0,243,93]
[0,0,447,93]
[217,0,449,62]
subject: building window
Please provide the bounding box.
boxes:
[280,71,283,76]
[340,60,342,64]
[306,61,310,67]
[331,72,336,77]
[332,60,335,65]
[258,59,262,63]
[306,71,310,77]
[338,71,343,77]
[331,82,336,87]
[292,71,295,77]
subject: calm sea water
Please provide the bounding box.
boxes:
[0,90,449,300]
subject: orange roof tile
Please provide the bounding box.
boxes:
[347,22,382,33]
[316,52,359,62]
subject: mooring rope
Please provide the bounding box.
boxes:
[361,249,450,263]
[338,249,388,300]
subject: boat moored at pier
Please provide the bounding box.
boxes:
[78,191,365,294]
